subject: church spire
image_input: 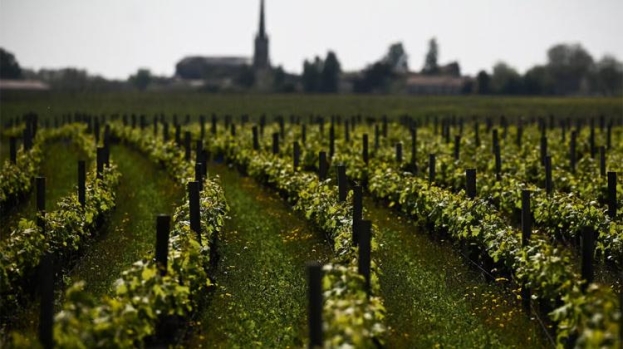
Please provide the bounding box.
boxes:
[259,0,266,38]
[253,0,270,69]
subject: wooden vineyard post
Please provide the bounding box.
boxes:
[428,154,436,184]
[491,129,498,154]
[318,151,327,181]
[301,124,307,144]
[337,165,347,202]
[211,114,217,135]
[466,169,476,199]
[96,147,105,179]
[9,137,16,164]
[410,127,417,173]
[521,190,531,313]
[163,122,169,142]
[38,252,54,349]
[581,228,595,292]
[570,131,577,173]
[78,160,86,206]
[545,155,553,195]
[608,172,617,219]
[196,140,203,165]
[140,115,146,130]
[184,131,191,161]
[516,123,523,148]
[454,135,461,161]
[272,132,279,155]
[230,123,236,137]
[175,124,181,147]
[374,124,380,151]
[131,114,136,129]
[599,146,606,177]
[23,128,32,151]
[307,262,323,348]
[358,220,372,295]
[93,118,100,144]
[293,141,301,169]
[474,122,480,147]
[344,120,350,142]
[353,185,363,246]
[362,134,369,165]
[189,181,202,244]
[540,135,548,166]
[395,142,403,163]
[252,126,259,150]
[195,163,203,191]
[156,215,171,276]
[329,124,335,159]
[153,117,158,137]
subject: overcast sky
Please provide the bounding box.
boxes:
[1,0,622,80]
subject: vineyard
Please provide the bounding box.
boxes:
[0,93,622,348]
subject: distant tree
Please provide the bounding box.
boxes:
[491,62,523,94]
[422,38,439,75]
[523,65,554,95]
[475,70,491,94]
[0,48,23,79]
[129,68,152,91]
[353,62,394,93]
[590,55,623,96]
[384,42,409,73]
[320,51,341,93]
[302,56,323,92]
[546,43,594,95]
[235,64,255,88]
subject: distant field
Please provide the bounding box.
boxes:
[1,91,621,120]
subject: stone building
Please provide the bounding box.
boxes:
[174,0,272,90]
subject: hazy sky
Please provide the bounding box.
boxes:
[1,0,622,80]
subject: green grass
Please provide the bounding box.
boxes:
[365,197,550,348]
[1,91,621,120]
[65,144,182,297]
[186,164,333,348]
[1,141,87,240]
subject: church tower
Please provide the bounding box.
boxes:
[253,0,270,70]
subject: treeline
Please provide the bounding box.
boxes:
[472,44,623,96]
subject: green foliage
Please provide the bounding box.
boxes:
[128,69,152,91]
[42,123,228,348]
[0,163,120,313]
[0,124,95,208]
